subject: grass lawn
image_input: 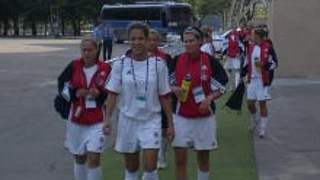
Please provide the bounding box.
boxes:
[101,94,258,180]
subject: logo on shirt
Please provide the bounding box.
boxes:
[126,70,132,75]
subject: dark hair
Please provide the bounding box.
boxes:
[254,28,265,38]
[201,26,212,38]
[182,26,203,41]
[127,22,149,38]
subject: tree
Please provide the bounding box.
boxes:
[182,0,232,27]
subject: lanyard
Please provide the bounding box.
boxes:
[185,53,204,79]
[184,53,207,88]
[130,57,149,96]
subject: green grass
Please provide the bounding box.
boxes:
[101,94,258,180]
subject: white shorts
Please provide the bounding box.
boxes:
[172,114,218,150]
[115,112,162,153]
[224,57,240,70]
[247,78,272,101]
[65,121,106,155]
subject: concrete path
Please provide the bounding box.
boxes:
[255,78,320,180]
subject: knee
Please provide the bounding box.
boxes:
[247,103,255,113]
[87,153,101,168]
[126,159,139,172]
[75,155,87,165]
[144,161,157,172]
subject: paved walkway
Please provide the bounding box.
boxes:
[255,78,320,180]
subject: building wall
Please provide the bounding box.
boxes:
[269,0,320,78]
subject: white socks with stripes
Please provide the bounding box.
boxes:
[74,163,86,180]
[197,169,209,180]
[125,169,139,180]
[142,170,159,180]
[87,167,102,180]
[74,163,102,180]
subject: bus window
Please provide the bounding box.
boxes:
[161,12,168,28]
[168,7,192,27]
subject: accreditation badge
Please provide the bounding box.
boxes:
[192,86,206,104]
[135,95,147,109]
[85,95,97,108]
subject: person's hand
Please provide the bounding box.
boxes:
[103,120,111,135]
[166,125,175,143]
[199,98,211,114]
[89,88,100,98]
[76,88,88,98]
[171,86,182,97]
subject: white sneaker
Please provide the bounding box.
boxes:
[259,127,266,139]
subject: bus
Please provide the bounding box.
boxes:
[100,2,194,42]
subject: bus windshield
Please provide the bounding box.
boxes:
[100,3,193,42]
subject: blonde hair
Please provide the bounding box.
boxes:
[81,36,99,49]
[149,29,161,41]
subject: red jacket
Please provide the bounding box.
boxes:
[247,41,270,86]
[153,48,171,62]
[227,31,240,58]
[175,52,213,118]
[70,58,111,125]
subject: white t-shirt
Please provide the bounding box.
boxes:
[83,65,98,108]
[83,65,98,87]
[251,45,261,78]
[106,56,171,121]
[201,43,214,56]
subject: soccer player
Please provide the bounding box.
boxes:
[245,29,272,138]
[104,22,174,180]
[60,37,111,180]
[169,26,228,180]
[147,29,173,169]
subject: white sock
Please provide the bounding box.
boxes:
[252,112,260,123]
[74,163,87,180]
[235,71,240,87]
[142,170,159,180]
[158,139,167,162]
[87,166,102,180]
[125,169,139,180]
[260,117,268,129]
[197,169,209,180]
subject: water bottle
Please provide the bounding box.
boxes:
[180,74,192,102]
[254,57,261,72]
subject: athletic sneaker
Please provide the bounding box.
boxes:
[259,126,266,139]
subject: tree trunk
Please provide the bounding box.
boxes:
[77,19,81,36]
[31,19,37,36]
[61,18,65,36]
[13,16,19,36]
[45,21,48,36]
[3,17,9,36]
[72,19,77,36]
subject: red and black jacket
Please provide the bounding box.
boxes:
[246,41,270,86]
[153,48,172,62]
[169,52,228,118]
[227,30,241,58]
[57,58,111,124]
